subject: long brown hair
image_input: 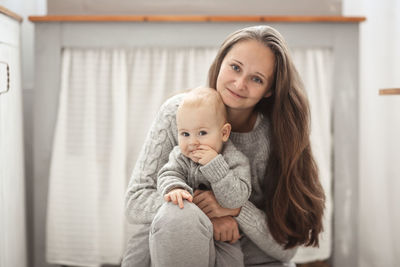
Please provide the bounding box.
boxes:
[208,26,325,249]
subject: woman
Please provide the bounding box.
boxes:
[122,25,325,267]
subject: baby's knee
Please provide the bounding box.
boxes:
[151,202,212,236]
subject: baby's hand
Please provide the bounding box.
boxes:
[164,188,193,209]
[190,145,218,165]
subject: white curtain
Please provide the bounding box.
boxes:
[292,49,333,263]
[46,47,217,266]
[46,47,332,266]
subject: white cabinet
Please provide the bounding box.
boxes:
[0,8,27,267]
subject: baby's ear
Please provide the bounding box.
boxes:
[221,123,231,142]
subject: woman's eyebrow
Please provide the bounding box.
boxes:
[255,72,267,80]
[233,59,243,66]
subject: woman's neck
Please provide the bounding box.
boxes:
[227,108,258,133]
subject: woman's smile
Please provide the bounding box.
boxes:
[226,88,245,99]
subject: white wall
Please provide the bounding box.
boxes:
[0,0,46,265]
[0,0,46,90]
[47,0,342,15]
[343,0,400,266]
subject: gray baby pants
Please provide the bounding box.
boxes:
[121,202,295,267]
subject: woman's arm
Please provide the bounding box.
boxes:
[236,201,297,262]
[194,191,297,262]
[125,94,183,224]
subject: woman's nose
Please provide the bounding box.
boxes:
[234,75,246,90]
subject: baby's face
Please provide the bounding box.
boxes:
[177,104,224,160]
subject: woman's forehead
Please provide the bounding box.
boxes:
[225,40,275,76]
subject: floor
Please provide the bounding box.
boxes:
[297,260,330,267]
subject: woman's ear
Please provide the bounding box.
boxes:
[264,89,273,98]
[221,123,231,142]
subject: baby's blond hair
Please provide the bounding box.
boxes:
[178,87,227,126]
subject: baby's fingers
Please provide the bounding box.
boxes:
[164,194,171,202]
[170,193,179,205]
[197,145,212,151]
[191,150,203,157]
[177,195,184,209]
[182,191,193,202]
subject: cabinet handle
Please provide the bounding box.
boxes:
[0,61,10,95]
[379,88,400,95]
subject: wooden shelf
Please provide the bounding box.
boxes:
[28,15,366,23]
[379,88,400,95]
[0,6,23,22]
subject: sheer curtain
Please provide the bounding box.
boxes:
[46,47,332,266]
[292,48,333,263]
[46,47,217,266]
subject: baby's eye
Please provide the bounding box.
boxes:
[181,132,190,137]
[199,131,207,136]
[231,64,240,72]
[252,76,263,84]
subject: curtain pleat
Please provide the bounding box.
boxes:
[46,47,332,266]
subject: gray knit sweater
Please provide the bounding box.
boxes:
[125,93,297,262]
[158,140,251,209]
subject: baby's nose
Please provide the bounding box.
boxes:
[189,137,199,145]
[188,141,199,150]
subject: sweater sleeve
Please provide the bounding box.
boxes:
[236,201,298,262]
[200,141,251,209]
[157,146,194,197]
[125,94,182,224]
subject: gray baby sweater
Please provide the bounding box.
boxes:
[158,140,251,209]
[125,93,297,262]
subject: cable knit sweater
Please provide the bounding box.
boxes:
[158,140,251,209]
[125,93,297,262]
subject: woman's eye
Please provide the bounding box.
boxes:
[252,76,263,84]
[231,64,240,72]
[199,131,207,136]
[181,132,190,137]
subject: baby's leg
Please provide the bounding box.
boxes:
[215,240,245,267]
[149,202,215,267]
[121,224,151,267]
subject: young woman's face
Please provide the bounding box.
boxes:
[216,40,275,112]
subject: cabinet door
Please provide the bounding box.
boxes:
[0,42,27,267]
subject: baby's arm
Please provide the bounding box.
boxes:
[158,146,194,206]
[198,141,251,209]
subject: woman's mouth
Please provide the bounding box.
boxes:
[227,88,245,98]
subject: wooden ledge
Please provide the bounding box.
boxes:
[28,15,366,23]
[379,88,400,95]
[0,6,23,22]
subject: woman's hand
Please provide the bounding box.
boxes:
[193,190,241,218]
[211,216,241,244]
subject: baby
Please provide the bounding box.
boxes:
[157,87,251,212]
